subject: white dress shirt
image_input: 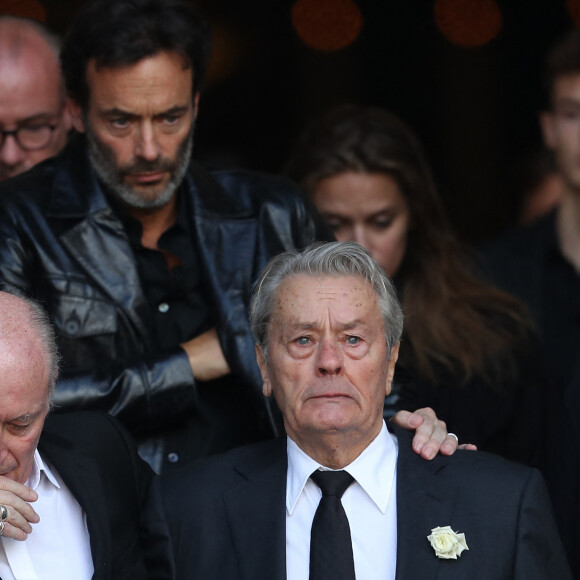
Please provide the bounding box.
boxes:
[0,450,94,580]
[286,421,398,580]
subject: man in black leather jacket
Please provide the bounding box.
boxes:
[0,0,330,473]
[0,0,461,477]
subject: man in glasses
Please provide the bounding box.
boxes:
[0,17,72,181]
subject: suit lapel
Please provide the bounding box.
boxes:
[219,429,463,580]
[392,427,460,580]
[39,432,112,580]
[188,165,257,312]
[223,439,287,580]
[186,166,282,432]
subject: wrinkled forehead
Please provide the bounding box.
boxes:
[84,51,194,108]
[0,295,49,377]
[0,337,51,403]
[277,272,375,294]
[271,273,379,322]
[0,46,64,118]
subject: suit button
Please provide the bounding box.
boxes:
[167,452,179,463]
[64,318,80,335]
[158,302,170,313]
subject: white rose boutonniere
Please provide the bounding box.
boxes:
[427,526,469,559]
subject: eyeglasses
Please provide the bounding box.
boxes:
[0,124,58,151]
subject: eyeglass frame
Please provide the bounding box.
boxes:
[0,124,59,152]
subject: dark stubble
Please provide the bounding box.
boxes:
[86,122,194,210]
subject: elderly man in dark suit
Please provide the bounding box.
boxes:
[163,241,571,580]
[0,291,172,579]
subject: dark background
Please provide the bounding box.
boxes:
[4,0,578,243]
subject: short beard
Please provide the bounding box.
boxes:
[86,122,194,210]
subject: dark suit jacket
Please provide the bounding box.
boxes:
[479,212,580,578]
[543,373,580,579]
[162,425,571,580]
[38,412,173,580]
[479,210,579,391]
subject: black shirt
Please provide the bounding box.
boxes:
[118,188,211,351]
[111,189,271,470]
[542,219,580,391]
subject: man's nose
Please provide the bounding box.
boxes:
[315,339,343,376]
[0,438,10,467]
[0,134,27,177]
[135,124,160,161]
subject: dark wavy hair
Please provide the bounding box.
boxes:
[61,0,211,109]
[543,28,580,108]
[286,105,532,386]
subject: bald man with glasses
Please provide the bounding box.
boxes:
[0,17,72,181]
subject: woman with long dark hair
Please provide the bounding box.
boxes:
[286,104,543,463]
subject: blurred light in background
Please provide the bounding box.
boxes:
[291,0,363,52]
[434,0,502,47]
[567,0,580,27]
[205,22,248,86]
[0,0,46,20]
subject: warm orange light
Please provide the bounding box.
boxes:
[434,0,502,47]
[291,0,363,52]
[205,23,245,85]
[567,0,580,27]
[0,0,46,21]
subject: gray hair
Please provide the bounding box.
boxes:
[1,290,60,404]
[249,241,404,355]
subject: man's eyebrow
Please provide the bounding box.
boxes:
[100,107,137,118]
[156,105,190,116]
[1,113,61,128]
[285,322,317,333]
[284,320,368,333]
[101,105,190,117]
[339,320,368,331]
[11,412,42,422]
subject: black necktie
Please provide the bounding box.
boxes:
[309,470,356,580]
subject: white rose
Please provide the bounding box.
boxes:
[427,526,469,559]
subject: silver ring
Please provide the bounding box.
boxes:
[0,520,4,536]
[0,505,7,521]
[447,433,459,443]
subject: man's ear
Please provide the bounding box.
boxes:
[540,111,556,149]
[61,97,76,133]
[68,99,85,133]
[255,344,272,397]
[385,342,400,397]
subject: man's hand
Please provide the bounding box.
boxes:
[0,475,39,540]
[181,327,231,382]
[392,408,477,460]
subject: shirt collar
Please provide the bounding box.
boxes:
[286,421,398,515]
[25,449,61,491]
[107,185,186,246]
